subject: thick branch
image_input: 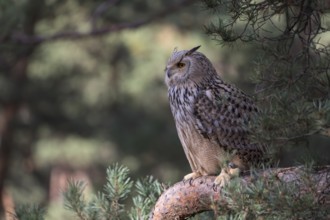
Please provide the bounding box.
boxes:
[150,166,330,220]
[12,0,197,44]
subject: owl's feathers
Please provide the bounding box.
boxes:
[165,46,265,179]
[193,85,264,166]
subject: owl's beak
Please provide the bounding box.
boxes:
[166,70,173,78]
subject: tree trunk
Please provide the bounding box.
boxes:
[0,0,43,214]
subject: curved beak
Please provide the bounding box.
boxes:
[166,70,172,78]
[166,69,173,78]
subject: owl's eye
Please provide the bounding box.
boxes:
[177,62,185,68]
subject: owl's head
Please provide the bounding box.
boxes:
[164,46,217,87]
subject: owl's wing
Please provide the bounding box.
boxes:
[193,87,260,152]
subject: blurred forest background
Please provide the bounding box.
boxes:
[1,0,330,219]
[0,0,221,219]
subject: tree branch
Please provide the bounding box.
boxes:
[149,166,330,220]
[12,0,198,45]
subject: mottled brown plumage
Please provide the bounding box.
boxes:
[165,46,265,186]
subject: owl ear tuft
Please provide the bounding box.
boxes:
[185,45,201,56]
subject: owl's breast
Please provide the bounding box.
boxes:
[175,114,224,175]
[168,86,197,122]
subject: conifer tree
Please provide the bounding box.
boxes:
[151,1,330,218]
[10,1,330,219]
[203,0,330,161]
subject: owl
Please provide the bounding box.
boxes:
[164,46,266,187]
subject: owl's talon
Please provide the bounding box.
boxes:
[214,169,231,188]
[183,172,201,185]
[214,166,240,188]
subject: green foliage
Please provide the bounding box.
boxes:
[63,164,163,220]
[103,163,133,218]
[13,164,164,220]
[105,163,133,201]
[63,181,90,220]
[199,1,330,219]
[13,164,329,220]
[212,167,329,219]
[13,204,45,220]
[203,0,330,165]
[129,176,163,219]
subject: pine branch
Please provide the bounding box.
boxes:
[13,204,45,220]
[149,166,330,220]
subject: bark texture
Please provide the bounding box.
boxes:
[150,166,330,220]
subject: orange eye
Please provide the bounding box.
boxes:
[177,62,185,68]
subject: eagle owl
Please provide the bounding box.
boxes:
[165,46,265,187]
